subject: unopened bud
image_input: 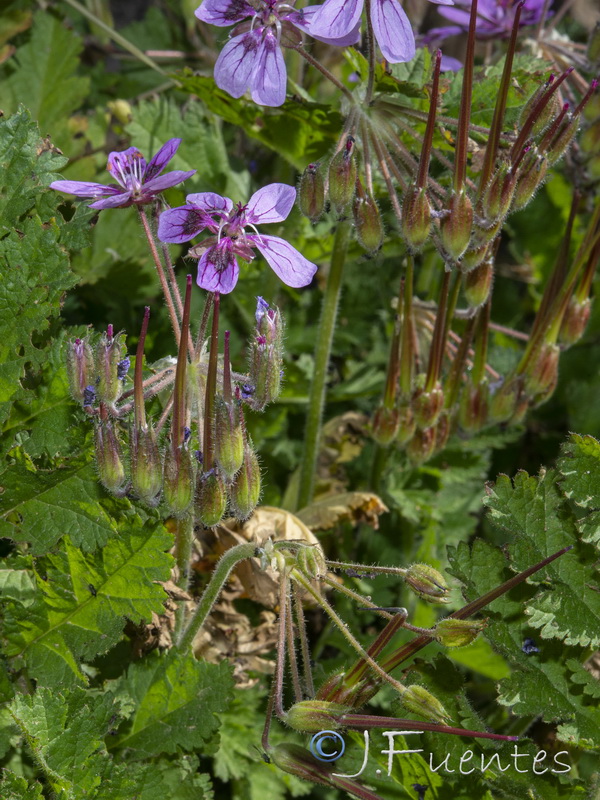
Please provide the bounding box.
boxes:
[489,376,521,423]
[559,297,592,346]
[95,419,126,495]
[299,162,326,223]
[248,298,284,411]
[163,446,194,516]
[296,543,327,580]
[95,329,126,408]
[353,190,383,253]
[66,338,95,405]
[371,404,400,446]
[214,396,244,479]
[229,440,261,520]
[328,136,357,214]
[117,356,130,380]
[406,426,436,466]
[412,383,444,429]
[511,154,548,212]
[286,700,350,733]
[440,191,473,262]
[401,685,450,723]
[464,261,493,308]
[522,343,559,397]
[401,185,431,251]
[404,563,450,603]
[434,618,486,647]
[196,468,227,527]
[458,380,489,433]
[396,402,416,445]
[130,424,162,505]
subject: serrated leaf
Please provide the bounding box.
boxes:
[108,649,233,756]
[0,13,90,150]
[0,771,44,800]
[3,522,172,686]
[484,469,600,648]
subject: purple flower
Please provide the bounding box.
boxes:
[50,139,196,209]
[158,183,318,294]
[309,0,454,64]
[195,0,359,107]
[435,0,550,42]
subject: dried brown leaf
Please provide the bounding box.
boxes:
[297,491,388,532]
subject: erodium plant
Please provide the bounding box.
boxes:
[0,2,599,800]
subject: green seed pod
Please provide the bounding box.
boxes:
[559,297,592,347]
[298,161,326,223]
[547,114,580,165]
[66,337,95,405]
[353,190,384,253]
[229,440,261,520]
[519,80,560,137]
[286,700,351,733]
[433,411,451,453]
[480,164,515,223]
[130,424,162,505]
[163,446,194,516]
[412,383,444,429]
[458,380,489,433]
[328,136,357,214]
[396,401,417,446]
[440,190,474,262]
[406,426,436,466]
[522,343,559,397]
[464,261,494,308]
[460,241,489,273]
[315,671,380,707]
[401,685,450,723]
[371,404,400,446]
[296,543,327,580]
[95,419,126,495]
[401,185,432,251]
[511,153,548,212]
[247,299,284,411]
[95,328,126,408]
[404,563,450,604]
[214,396,244,479]
[270,743,332,785]
[434,618,487,647]
[489,376,521,423]
[196,468,228,527]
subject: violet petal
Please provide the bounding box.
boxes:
[185,192,234,215]
[371,0,415,63]
[107,148,147,190]
[214,30,261,99]
[196,242,240,293]
[50,180,121,198]
[195,0,254,26]
[250,234,317,288]
[158,206,211,243]
[246,183,296,225]
[88,191,134,209]
[142,170,196,194]
[250,30,287,107]
[145,138,182,181]
[309,0,363,40]
[300,6,361,46]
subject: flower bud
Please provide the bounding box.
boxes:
[371,404,400,446]
[440,191,473,262]
[296,543,327,580]
[464,261,493,308]
[396,402,416,446]
[95,419,126,495]
[400,685,450,723]
[404,563,450,603]
[286,700,350,733]
[196,468,228,527]
[401,185,431,251]
[163,446,194,516]
[511,154,548,212]
[229,440,261,520]
[434,618,486,648]
[406,426,436,466]
[95,329,126,408]
[458,380,489,433]
[489,376,521,424]
[522,343,559,397]
[353,190,383,253]
[298,161,326,222]
[130,424,162,505]
[214,396,244,479]
[328,136,357,214]
[66,338,95,405]
[433,411,451,453]
[247,298,284,411]
[559,297,592,346]
[412,383,444,429]
[270,743,332,786]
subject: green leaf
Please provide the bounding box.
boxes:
[0,771,44,800]
[0,456,135,553]
[108,649,234,756]
[0,12,90,150]
[3,522,172,686]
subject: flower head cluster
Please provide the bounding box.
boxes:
[158,183,318,293]
[309,0,454,64]
[50,139,195,209]
[195,0,358,106]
